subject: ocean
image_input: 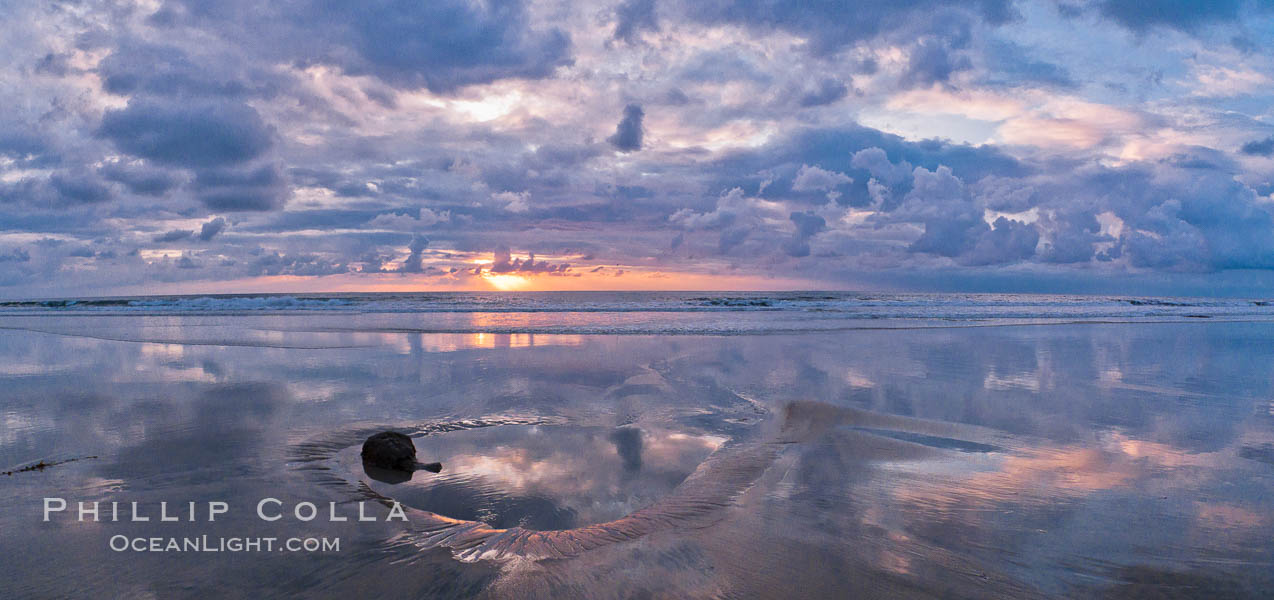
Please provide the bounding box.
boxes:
[1,292,1272,598]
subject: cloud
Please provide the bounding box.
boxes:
[99,162,181,197]
[798,79,849,107]
[686,0,1015,55]
[152,0,572,93]
[792,164,852,193]
[608,104,644,152]
[97,99,273,169]
[1037,210,1108,264]
[491,190,531,213]
[0,248,31,263]
[1093,0,1250,34]
[679,50,770,84]
[707,125,1027,209]
[247,251,347,277]
[365,208,447,229]
[50,173,112,204]
[401,234,429,273]
[0,126,53,165]
[612,0,659,43]
[154,229,194,242]
[176,254,201,269]
[199,217,228,241]
[3,0,1274,295]
[982,41,1076,89]
[192,164,290,211]
[961,216,1039,265]
[717,227,750,254]
[1241,136,1274,157]
[902,38,972,88]
[96,41,285,99]
[865,161,1042,265]
[485,245,570,274]
[851,148,913,186]
[671,187,778,231]
[783,211,827,257]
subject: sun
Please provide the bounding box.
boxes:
[483,273,531,291]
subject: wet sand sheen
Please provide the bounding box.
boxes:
[3,319,1274,598]
[298,399,1017,565]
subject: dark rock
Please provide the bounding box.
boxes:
[361,431,419,472]
[361,431,443,478]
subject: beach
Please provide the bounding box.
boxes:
[2,293,1273,598]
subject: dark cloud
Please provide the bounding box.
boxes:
[34,52,75,77]
[708,126,1026,209]
[864,162,1037,265]
[1240,136,1274,157]
[247,251,347,276]
[791,164,852,193]
[790,211,827,238]
[783,211,826,257]
[99,162,181,196]
[679,50,770,84]
[154,229,194,242]
[1164,173,1274,270]
[1037,210,1108,264]
[0,248,31,263]
[0,127,52,164]
[97,42,283,99]
[909,215,987,258]
[612,0,659,43]
[902,38,973,88]
[960,216,1039,265]
[1120,201,1210,270]
[97,99,273,168]
[50,172,112,204]
[686,0,1016,54]
[663,88,691,105]
[718,227,750,254]
[192,164,290,211]
[608,104,644,152]
[245,209,384,233]
[1025,162,1274,272]
[198,217,228,241]
[152,0,572,93]
[798,79,849,107]
[401,234,429,273]
[1164,146,1235,171]
[486,245,570,274]
[1094,0,1250,34]
[983,41,1077,89]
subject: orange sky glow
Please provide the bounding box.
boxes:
[120,268,836,296]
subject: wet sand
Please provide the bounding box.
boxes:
[2,318,1273,598]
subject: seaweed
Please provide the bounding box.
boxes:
[2,455,98,476]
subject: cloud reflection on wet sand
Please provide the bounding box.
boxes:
[2,320,1274,597]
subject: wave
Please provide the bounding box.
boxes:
[1,293,1272,339]
[2,291,1272,317]
[0,295,355,312]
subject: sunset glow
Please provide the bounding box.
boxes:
[482,273,531,291]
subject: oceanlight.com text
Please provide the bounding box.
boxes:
[109,535,340,553]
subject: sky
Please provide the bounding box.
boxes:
[2,0,1274,298]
